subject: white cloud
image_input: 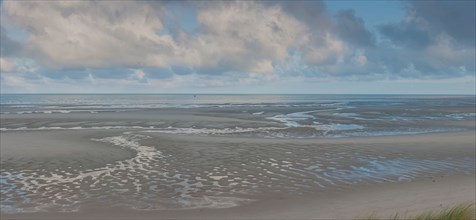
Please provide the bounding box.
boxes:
[249,60,274,74]
[3,1,173,69]
[0,1,375,79]
[425,33,475,69]
[352,54,367,67]
[303,33,347,66]
[187,1,307,73]
[130,69,148,84]
[3,1,308,75]
[0,58,13,72]
[1,0,473,94]
[133,69,145,80]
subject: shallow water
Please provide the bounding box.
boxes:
[1,94,475,138]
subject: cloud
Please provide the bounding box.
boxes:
[0,25,23,56]
[335,9,375,47]
[2,1,307,75]
[379,1,475,47]
[264,2,353,69]
[265,1,332,34]
[302,33,346,66]
[375,1,475,79]
[0,58,13,72]
[3,1,173,69]
[0,0,474,93]
[130,69,148,84]
[352,54,367,67]
[378,15,432,48]
[189,1,307,73]
[409,0,475,46]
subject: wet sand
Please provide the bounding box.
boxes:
[1,130,134,163]
[1,129,475,219]
[4,174,472,219]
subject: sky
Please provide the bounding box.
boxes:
[0,0,475,94]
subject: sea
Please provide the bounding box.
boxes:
[1,94,475,138]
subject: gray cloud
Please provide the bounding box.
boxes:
[264,1,331,30]
[375,1,475,79]
[379,22,431,48]
[0,25,22,56]
[409,0,475,46]
[379,1,475,48]
[335,9,375,47]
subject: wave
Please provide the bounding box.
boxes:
[342,127,466,137]
[140,126,283,135]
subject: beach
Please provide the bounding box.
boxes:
[1,94,475,219]
[2,0,476,218]
[1,130,475,219]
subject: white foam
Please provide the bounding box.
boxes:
[140,126,282,135]
[344,128,464,137]
[267,110,319,127]
[9,109,123,115]
[267,110,364,132]
[333,112,359,117]
[446,113,476,120]
[313,123,364,131]
[266,110,367,136]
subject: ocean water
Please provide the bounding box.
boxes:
[1,94,475,138]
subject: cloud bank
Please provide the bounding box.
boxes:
[1,0,474,93]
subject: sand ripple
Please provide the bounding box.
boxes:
[1,133,474,213]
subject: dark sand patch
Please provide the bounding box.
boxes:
[1,130,134,169]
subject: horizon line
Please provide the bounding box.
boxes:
[1,93,475,96]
